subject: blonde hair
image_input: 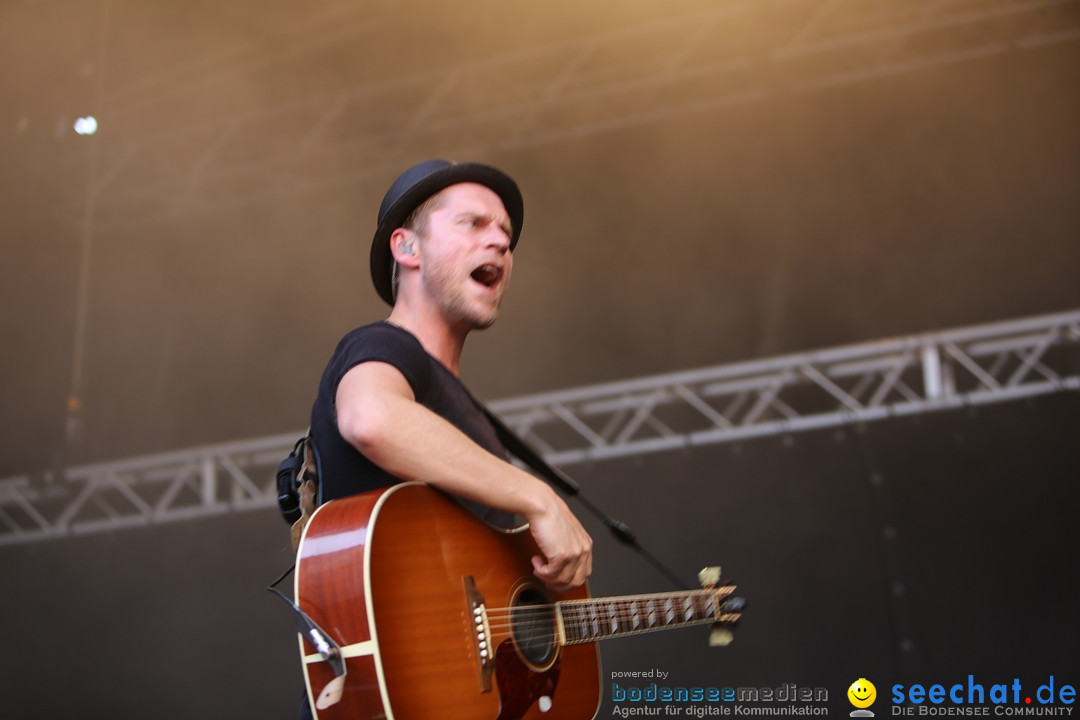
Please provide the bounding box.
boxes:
[391,191,447,302]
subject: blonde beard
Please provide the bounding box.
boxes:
[421,266,503,331]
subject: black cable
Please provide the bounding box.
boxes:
[481,404,690,590]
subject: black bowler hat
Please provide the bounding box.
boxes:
[369,159,524,305]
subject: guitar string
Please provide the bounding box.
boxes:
[479,613,740,644]
[480,588,731,619]
[486,613,721,626]
[480,617,740,643]
[483,604,720,618]
[482,603,712,623]
[457,587,739,645]
[480,596,732,636]
[483,613,743,639]
[478,587,732,620]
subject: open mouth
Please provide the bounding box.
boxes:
[471,264,502,289]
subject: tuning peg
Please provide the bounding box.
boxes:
[698,566,722,588]
[709,626,735,647]
[721,596,746,613]
[708,595,746,647]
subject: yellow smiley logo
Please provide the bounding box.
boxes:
[848,678,877,709]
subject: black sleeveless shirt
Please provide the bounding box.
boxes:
[309,321,516,527]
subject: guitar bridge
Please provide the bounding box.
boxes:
[463,575,495,693]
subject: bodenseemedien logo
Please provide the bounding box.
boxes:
[849,679,878,717]
[609,676,829,716]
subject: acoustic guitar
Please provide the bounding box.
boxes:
[294,482,742,720]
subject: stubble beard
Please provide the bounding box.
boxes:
[423,264,502,331]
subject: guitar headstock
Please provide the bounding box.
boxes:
[698,566,745,647]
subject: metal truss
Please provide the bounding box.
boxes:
[0,433,300,547]
[490,309,1080,465]
[48,0,1080,232]
[2,309,1077,546]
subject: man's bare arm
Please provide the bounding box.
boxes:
[335,360,593,591]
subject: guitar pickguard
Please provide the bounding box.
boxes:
[494,639,560,720]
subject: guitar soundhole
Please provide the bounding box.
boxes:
[511,588,556,667]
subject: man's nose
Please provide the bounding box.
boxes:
[486,226,512,253]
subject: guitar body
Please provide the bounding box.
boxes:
[295,482,602,720]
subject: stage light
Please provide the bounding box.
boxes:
[73,116,98,135]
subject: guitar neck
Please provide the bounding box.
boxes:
[556,586,738,645]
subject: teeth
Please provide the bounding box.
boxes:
[472,265,499,286]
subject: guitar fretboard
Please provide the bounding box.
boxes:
[557,587,736,645]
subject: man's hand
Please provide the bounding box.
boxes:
[525,486,593,592]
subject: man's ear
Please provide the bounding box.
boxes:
[389,228,421,268]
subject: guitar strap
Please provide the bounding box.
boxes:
[277,432,320,552]
[289,437,319,551]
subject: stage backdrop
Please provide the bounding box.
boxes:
[1,392,1076,719]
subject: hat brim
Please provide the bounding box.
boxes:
[370,162,524,306]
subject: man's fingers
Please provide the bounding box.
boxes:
[527,496,593,591]
[532,550,591,591]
